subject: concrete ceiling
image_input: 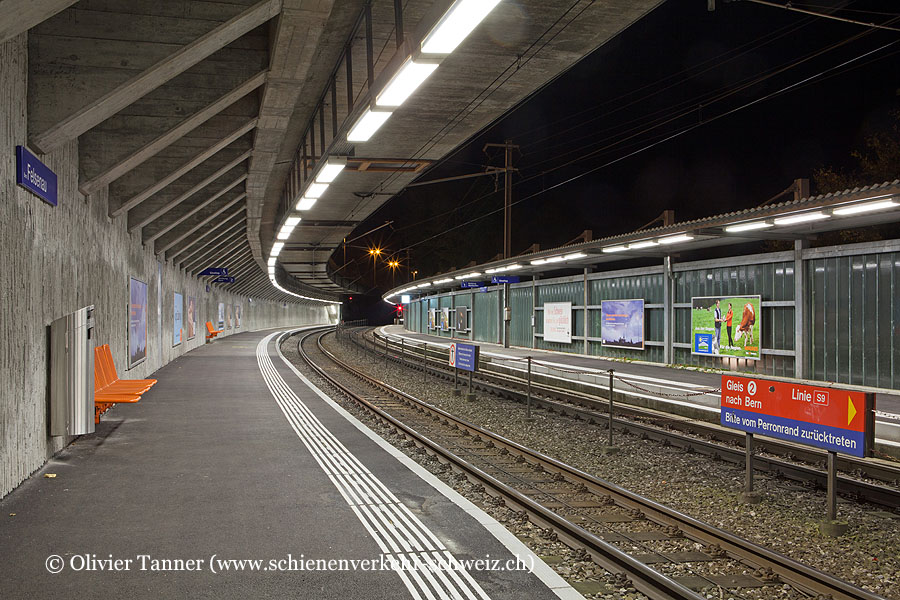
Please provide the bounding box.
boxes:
[22,0,662,301]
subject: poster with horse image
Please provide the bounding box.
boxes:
[691,295,761,360]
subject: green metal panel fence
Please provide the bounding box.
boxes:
[589,272,665,362]
[510,285,533,347]
[673,261,795,377]
[474,290,500,343]
[809,251,900,389]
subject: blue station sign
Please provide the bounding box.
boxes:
[491,276,520,284]
[199,267,228,277]
[449,342,479,372]
[16,146,57,206]
[460,281,485,289]
[213,276,235,283]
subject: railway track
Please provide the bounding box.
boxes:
[357,327,900,508]
[292,327,888,600]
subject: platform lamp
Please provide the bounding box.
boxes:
[369,247,382,288]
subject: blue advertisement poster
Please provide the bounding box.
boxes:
[186,296,196,340]
[173,292,183,347]
[128,277,148,369]
[600,299,644,350]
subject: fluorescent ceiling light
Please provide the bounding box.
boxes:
[454,275,466,280]
[305,182,328,199]
[271,242,284,257]
[277,229,291,240]
[505,264,522,270]
[347,108,392,142]
[658,234,693,245]
[314,157,346,184]
[296,196,317,211]
[546,256,566,263]
[485,267,502,274]
[774,211,829,226]
[267,256,276,267]
[435,278,453,284]
[725,221,772,233]
[628,240,658,250]
[417,282,431,288]
[421,0,502,54]
[376,58,439,107]
[531,258,548,265]
[563,252,587,260]
[285,216,301,227]
[832,199,898,215]
[464,272,481,278]
[602,245,628,253]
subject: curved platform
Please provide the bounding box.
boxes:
[0,328,581,600]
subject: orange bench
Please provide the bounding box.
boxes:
[93,344,157,423]
[206,321,223,341]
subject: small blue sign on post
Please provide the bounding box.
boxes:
[213,276,235,283]
[449,342,479,372]
[199,267,228,277]
[16,146,57,206]
[491,276,520,284]
[460,281,484,289]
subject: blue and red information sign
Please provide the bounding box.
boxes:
[720,375,874,457]
[449,342,479,372]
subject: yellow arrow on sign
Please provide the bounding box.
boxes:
[848,395,857,425]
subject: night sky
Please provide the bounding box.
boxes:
[341,0,900,297]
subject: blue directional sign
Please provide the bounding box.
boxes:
[491,276,520,284]
[449,342,479,372]
[16,146,57,206]
[213,276,235,283]
[460,281,485,289]
[199,267,228,277]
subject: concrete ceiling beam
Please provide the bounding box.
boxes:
[160,199,248,258]
[168,215,247,267]
[183,230,248,273]
[0,0,78,44]
[112,117,257,218]
[144,174,247,245]
[30,0,281,154]
[80,71,267,196]
[129,150,252,232]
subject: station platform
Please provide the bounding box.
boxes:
[378,325,900,448]
[0,328,580,600]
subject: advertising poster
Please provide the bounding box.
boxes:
[217,302,225,329]
[428,308,435,330]
[440,307,450,331]
[173,292,183,347]
[600,299,644,350]
[226,304,233,330]
[235,304,242,328]
[186,296,196,340]
[456,307,468,333]
[128,277,148,369]
[691,295,761,360]
[543,302,572,344]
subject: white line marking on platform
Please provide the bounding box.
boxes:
[274,330,584,600]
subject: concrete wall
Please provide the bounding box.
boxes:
[0,33,334,499]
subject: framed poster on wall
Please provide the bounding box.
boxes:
[543,302,572,344]
[226,304,233,330]
[456,307,468,332]
[186,296,197,340]
[235,304,242,328]
[691,295,761,360]
[600,299,644,350]
[217,302,225,329]
[128,277,148,369]
[440,307,450,331]
[428,308,435,330]
[173,292,183,347]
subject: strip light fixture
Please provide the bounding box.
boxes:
[314,156,346,183]
[434,278,454,284]
[658,234,693,245]
[376,58,440,107]
[725,221,772,233]
[296,196,317,211]
[832,198,898,215]
[774,211,829,226]
[347,108,392,142]
[628,240,658,250]
[602,245,628,253]
[421,0,502,54]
